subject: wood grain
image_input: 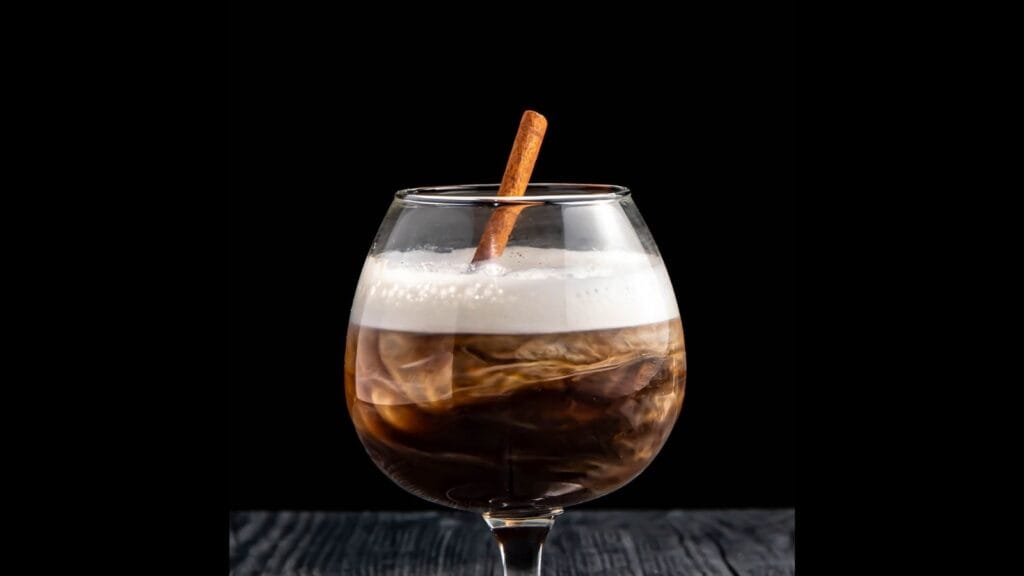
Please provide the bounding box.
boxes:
[229,509,794,575]
[471,110,547,263]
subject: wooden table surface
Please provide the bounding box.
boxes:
[230,509,793,575]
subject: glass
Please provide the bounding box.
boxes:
[345,184,686,575]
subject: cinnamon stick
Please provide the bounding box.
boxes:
[471,110,548,263]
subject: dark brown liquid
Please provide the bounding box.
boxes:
[345,319,686,515]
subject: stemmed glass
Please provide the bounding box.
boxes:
[345,184,686,575]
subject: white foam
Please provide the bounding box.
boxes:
[351,247,679,334]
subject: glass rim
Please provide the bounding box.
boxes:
[395,183,631,205]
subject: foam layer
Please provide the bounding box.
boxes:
[351,247,679,334]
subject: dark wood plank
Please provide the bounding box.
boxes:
[229,510,794,575]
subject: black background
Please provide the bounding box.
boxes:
[231,15,791,510]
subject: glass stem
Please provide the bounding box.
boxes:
[484,510,562,576]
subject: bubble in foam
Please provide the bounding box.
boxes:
[468,259,507,277]
[351,247,680,334]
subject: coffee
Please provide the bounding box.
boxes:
[345,247,685,515]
